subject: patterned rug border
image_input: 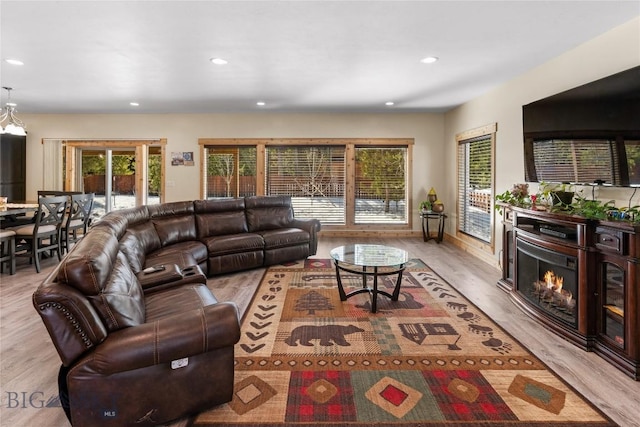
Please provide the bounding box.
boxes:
[406,260,618,426]
[191,258,618,427]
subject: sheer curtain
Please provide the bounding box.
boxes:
[42,139,64,190]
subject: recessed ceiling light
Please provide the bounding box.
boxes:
[385,101,395,106]
[420,56,439,64]
[256,101,266,106]
[5,58,24,66]
[210,58,228,65]
[130,102,139,107]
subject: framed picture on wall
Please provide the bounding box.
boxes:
[183,152,194,166]
[171,151,194,166]
[171,152,184,166]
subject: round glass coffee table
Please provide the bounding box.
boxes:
[329,244,409,313]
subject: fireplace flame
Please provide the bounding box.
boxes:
[544,271,563,292]
[534,270,574,311]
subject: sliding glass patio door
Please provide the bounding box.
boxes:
[63,139,166,220]
[79,148,139,217]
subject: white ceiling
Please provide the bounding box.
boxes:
[1,1,638,114]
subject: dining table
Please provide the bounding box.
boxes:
[0,202,39,228]
[0,202,39,216]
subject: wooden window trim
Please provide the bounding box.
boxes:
[63,138,166,205]
[199,138,414,231]
[455,124,496,254]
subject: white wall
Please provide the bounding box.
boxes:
[444,16,640,265]
[20,112,444,231]
[18,16,640,246]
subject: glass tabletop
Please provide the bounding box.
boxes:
[330,244,409,267]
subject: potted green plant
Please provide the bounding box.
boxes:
[495,183,530,212]
[539,181,575,208]
[625,205,640,222]
[419,200,432,212]
[569,195,615,219]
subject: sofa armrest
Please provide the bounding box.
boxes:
[80,302,240,375]
[33,277,109,367]
[136,263,183,289]
[138,263,208,294]
[291,218,322,255]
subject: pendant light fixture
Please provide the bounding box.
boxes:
[0,87,27,136]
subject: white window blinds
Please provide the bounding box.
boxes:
[265,146,346,224]
[457,134,492,243]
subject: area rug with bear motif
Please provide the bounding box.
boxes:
[192,258,616,426]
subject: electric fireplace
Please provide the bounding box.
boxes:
[499,204,640,380]
[516,238,578,328]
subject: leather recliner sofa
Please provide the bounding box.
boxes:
[102,195,321,276]
[32,196,321,426]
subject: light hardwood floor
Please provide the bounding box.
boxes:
[1,236,638,427]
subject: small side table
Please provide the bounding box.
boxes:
[420,211,447,243]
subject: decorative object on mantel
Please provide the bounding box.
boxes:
[431,199,444,212]
[427,187,438,203]
[0,87,27,136]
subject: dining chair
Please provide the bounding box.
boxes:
[0,229,16,275]
[61,193,94,254]
[13,195,68,273]
[37,190,83,198]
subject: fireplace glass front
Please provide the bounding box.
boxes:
[516,237,578,328]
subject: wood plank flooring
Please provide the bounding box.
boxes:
[1,236,638,426]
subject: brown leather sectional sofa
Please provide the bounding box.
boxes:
[32,195,321,426]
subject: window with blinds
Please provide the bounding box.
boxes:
[265,146,346,224]
[204,146,257,198]
[354,147,407,224]
[457,134,493,243]
[200,138,412,228]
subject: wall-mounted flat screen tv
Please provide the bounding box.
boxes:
[523,66,640,187]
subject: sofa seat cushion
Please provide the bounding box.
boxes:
[260,228,310,250]
[202,233,264,257]
[146,241,208,266]
[144,284,218,321]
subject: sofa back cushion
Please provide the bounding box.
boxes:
[88,251,145,331]
[119,221,162,273]
[94,205,150,239]
[149,201,197,246]
[245,196,294,232]
[57,228,145,332]
[194,198,247,238]
[58,227,120,295]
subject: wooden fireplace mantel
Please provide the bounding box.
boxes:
[498,204,640,380]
